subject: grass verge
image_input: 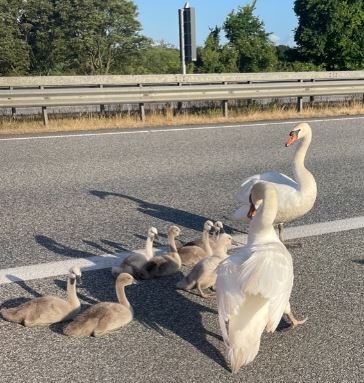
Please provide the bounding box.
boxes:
[0,101,363,135]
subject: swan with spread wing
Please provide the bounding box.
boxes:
[217,182,306,373]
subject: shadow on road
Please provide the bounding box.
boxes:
[61,268,228,370]
[2,276,43,298]
[352,259,364,265]
[82,240,111,254]
[53,279,99,306]
[89,189,237,236]
[0,278,42,315]
[130,273,228,370]
[35,235,97,258]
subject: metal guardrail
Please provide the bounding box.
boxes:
[1,71,364,125]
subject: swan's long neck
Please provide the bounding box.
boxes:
[145,236,154,260]
[202,227,213,256]
[168,233,178,253]
[248,189,279,245]
[292,131,314,190]
[116,282,131,309]
[66,277,80,308]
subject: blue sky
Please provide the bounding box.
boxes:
[133,0,298,47]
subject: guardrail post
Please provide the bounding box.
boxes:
[310,79,315,106]
[39,86,49,125]
[139,103,145,122]
[9,87,16,118]
[99,84,105,115]
[176,83,183,115]
[42,106,49,126]
[222,100,228,117]
[247,81,253,107]
[222,81,229,117]
[296,79,303,112]
[138,84,146,121]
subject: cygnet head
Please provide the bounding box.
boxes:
[147,226,158,240]
[68,266,81,282]
[203,220,214,232]
[217,233,234,250]
[286,122,311,146]
[116,273,136,286]
[168,225,181,238]
[247,182,277,219]
[214,221,224,232]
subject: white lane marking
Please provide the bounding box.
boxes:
[0,115,363,142]
[229,216,364,245]
[0,216,363,285]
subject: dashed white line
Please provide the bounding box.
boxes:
[0,216,362,285]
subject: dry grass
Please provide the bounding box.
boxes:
[0,101,363,135]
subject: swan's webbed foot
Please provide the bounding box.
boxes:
[285,312,308,329]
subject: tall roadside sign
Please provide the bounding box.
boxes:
[178,2,197,74]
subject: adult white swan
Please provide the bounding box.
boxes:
[216,182,306,373]
[231,122,317,242]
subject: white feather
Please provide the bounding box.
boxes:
[216,182,295,372]
[232,123,317,225]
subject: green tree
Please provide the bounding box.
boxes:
[19,0,64,74]
[223,0,278,72]
[16,0,149,74]
[0,0,29,75]
[56,0,148,74]
[275,45,323,71]
[195,27,238,73]
[134,41,180,74]
[294,0,364,70]
[196,27,225,73]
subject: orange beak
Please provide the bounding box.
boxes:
[286,134,297,147]
[247,204,256,219]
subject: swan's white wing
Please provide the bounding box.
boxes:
[235,171,298,203]
[216,243,293,330]
[216,243,293,369]
[235,175,261,203]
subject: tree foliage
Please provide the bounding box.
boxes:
[17,0,149,74]
[0,0,29,75]
[294,0,364,70]
[56,0,149,74]
[222,0,277,72]
[135,41,180,74]
[0,0,363,76]
[195,27,238,73]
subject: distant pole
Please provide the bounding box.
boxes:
[178,8,186,75]
[178,2,196,75]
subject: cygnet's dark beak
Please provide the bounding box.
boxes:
[231,239,239,246]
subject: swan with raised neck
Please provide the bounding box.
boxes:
[232,122,317,241]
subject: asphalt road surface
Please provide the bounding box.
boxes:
[0,116,363,382]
